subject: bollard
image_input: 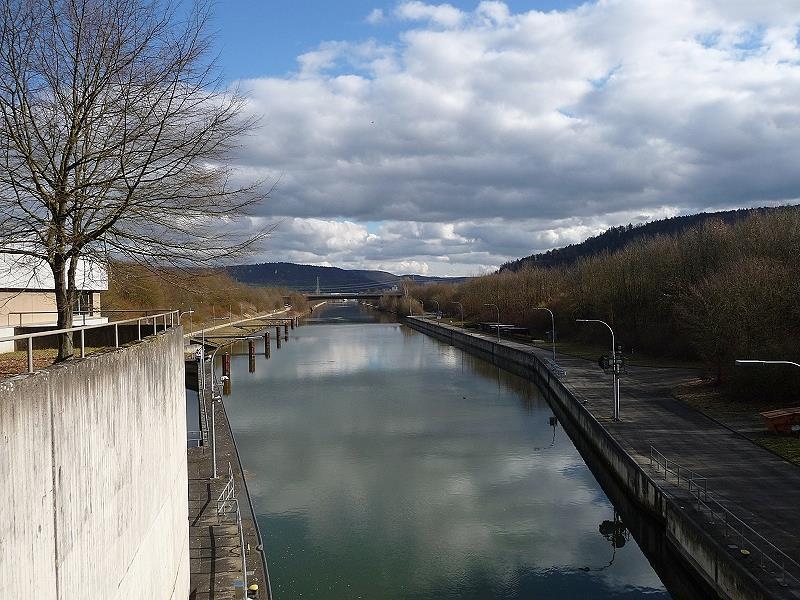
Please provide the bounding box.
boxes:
[284,322,289,338]
[290,318,295,330]
[264,332,271,358]
[223,377,232,396]
[222,352,231,377]
[276,326,281,349]
[248,340,256,373]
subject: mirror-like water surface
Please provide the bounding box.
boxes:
[221,303,672,599]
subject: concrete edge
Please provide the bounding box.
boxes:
[403,316,775,600]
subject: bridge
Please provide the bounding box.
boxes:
[301,290,403,301]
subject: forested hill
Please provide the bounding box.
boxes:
[226,262,468,292]
[500,206,794,272]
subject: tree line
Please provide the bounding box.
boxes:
[382,207,800,398]
[101,262,307,326]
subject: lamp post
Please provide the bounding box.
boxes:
[179,309,195,339]
[208,345,225,479]
[577,319,620,421]
[207,336,257,478]
[532,306,556,363]
[484,303,500,342]
[736,360,800,368]
[450,301,464,328]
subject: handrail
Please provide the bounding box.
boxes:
[649,446,800,588]
[0,309,179,373]
[216,462,249,599]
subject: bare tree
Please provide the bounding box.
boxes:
[0,0,269,359]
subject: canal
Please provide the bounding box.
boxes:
[221,302,677,599]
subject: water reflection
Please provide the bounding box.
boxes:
[222,303,671,599]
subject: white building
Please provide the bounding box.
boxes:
[0,254,108,350]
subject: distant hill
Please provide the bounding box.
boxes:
[500,205,798,272]
[226,262,469,292]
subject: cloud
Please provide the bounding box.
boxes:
[395,1,464,27]
[232,1,800,275]
[366,8,385,24]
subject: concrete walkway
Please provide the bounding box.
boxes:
[188,361,271,600]
[428,319,800,597]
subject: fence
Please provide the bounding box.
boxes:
[0,309,180,374]
[649,446,800,589]
[217,462,249,599]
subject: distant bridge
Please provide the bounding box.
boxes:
[301,291,403,301]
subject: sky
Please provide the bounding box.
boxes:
[206,1,800,276]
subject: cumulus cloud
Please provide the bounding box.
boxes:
[232,1,800,275]
[366,8,385,24]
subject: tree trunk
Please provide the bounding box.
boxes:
[52,258,74,361]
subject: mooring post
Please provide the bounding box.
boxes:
[222,352,231,377]
[264,331,271,358]
[290,318,295,330]
[284,322,289,339]
[276,326,281,349]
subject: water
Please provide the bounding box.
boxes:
[221,303,673,599]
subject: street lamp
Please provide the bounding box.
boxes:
[532,306,556,363]
[484,303,500,342]
[736,360,800,368]
[576,319,620,421]
[179,309,195,338]
[207,336,257,478]
[450,301,464,328]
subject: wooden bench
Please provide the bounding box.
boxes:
[759,407,800,435]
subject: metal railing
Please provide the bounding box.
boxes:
[187,430,203,448]
[0,309,179,374]
[4,308,179,328]
[216,462,249,599]
[649,446,708,501]
[544,358,567,378]
[649,446,800,588]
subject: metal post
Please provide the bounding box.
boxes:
[211,399,218,479]
[532,307,556,363]
[27,337,33,373]
[80,329,85,358]
[239,504,248,599]
[450,301,463,328]
[576,319,619,420]
[138,319,142,341]
[484,303,500,342]
[114,323,119,348]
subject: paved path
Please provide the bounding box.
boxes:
[426,319,800,597]
[188,361,271,600]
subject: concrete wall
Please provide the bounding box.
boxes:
[0,328,188,600]
[405,317,770,600]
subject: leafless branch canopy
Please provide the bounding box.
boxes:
[0,0,269,262]
[0,0,271,353]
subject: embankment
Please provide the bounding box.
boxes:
[404,316,771,600]
[0,328,188,600]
